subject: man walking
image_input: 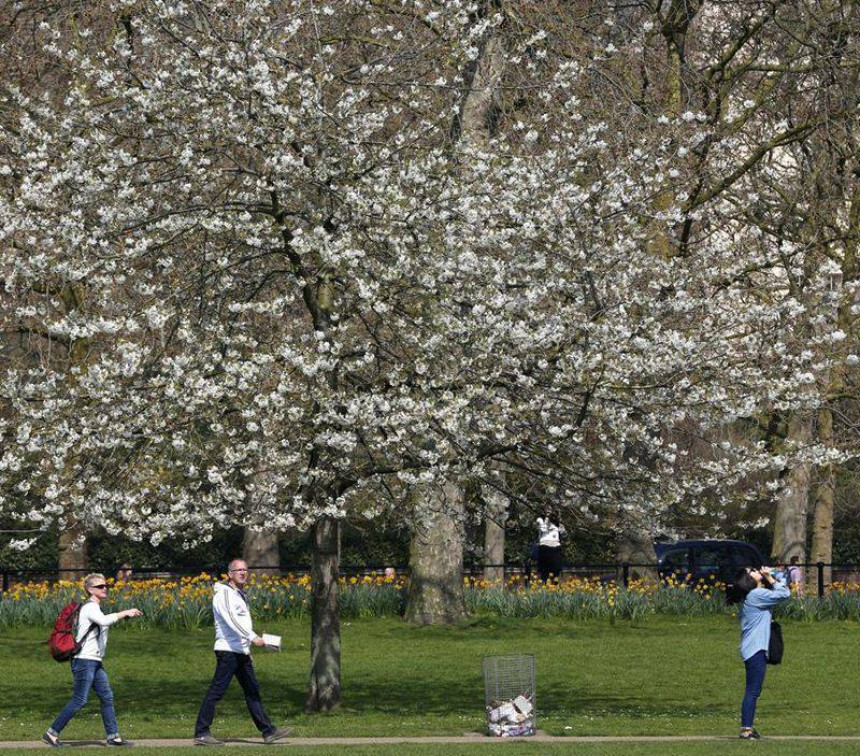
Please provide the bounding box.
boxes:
[194,559,291,746]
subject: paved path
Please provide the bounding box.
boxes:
[2,735,860,748]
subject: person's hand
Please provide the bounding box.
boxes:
[123,608,144,619]
[252,636,265,647]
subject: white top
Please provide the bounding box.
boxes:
[213,582,258,654]
[537,518,566,548]
[75,601,121,661]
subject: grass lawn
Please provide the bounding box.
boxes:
[0,615,857,744]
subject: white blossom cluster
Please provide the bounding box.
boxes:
[0,0,847,544]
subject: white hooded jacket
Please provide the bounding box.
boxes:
[213,582,258,654]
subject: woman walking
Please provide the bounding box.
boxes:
[43,573,143,747]
[536,511,566,584]
[733,566,790,740]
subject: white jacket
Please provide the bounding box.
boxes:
[213,582,258,654]
[537,518,566,548]
[75,601,121,661]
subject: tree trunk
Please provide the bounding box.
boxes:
[305,516,341,712]
[452,33,505,147]
[772,413,814,564]
[405,480,467,625]
[811,408,834,590]
[483,486,507,586]
[242,528,280,577]
[58,522,87,582]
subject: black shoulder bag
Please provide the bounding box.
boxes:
[767,621,784,665]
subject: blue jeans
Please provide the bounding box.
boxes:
[49,658,119,739]
[195,651,275,738]
[741,650,767,728]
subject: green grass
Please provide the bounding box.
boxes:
[0,616,857,744]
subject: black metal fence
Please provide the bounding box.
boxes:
[2,562,858,599]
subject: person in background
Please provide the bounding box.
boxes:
[786,555,805,596]
[43,574,143,747]
[193,559,291,746]
[536,511,566,584]
[733,566,791,740]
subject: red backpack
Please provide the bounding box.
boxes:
[48,601,99,662]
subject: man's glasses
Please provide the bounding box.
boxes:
[229,569,248,574]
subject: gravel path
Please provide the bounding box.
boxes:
[2,735,859,749]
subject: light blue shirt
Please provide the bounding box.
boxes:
[739,579,791,661]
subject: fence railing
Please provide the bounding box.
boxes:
[2,562,858,599]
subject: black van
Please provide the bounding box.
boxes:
[655,539,765,590]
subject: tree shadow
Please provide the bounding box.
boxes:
[56,739,106,747]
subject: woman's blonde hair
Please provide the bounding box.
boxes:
[83,573,107,597]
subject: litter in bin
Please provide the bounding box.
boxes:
[486,694,536,737]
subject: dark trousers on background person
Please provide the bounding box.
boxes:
[741,649,767,728]
[537,545,564,584]
[195,651,276,738]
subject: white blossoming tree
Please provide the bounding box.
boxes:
[1,0,847,710]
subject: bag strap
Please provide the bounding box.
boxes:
[80,622,101,642]
[76,604,102,645]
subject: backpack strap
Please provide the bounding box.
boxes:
[76,604,102,647]
[80,622,101,642]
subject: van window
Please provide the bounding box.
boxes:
[729,547,760,570]
[661,548,689,572]
[695,544,760,579]
[694,546,728,576]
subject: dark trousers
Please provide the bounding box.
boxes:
[195,651,275,738]
[537,545,564,583]
[741,649,767,728]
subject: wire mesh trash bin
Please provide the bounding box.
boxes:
[482,654,536,737]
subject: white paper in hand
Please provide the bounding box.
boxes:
[262,633,281,651]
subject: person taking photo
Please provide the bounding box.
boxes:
[536,511,566,584]
[733,565,790,740]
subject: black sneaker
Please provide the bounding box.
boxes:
[41,733,61,748]
[739,729,761,740]
[106,738,134,747]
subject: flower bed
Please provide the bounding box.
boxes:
[1,572,857,628]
